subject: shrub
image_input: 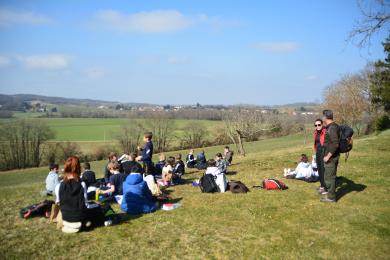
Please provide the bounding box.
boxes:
[375,114,390,131]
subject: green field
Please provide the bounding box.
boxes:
[1,117,225,153]
[0,131,389,259]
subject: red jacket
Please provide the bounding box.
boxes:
[313,128,326,152]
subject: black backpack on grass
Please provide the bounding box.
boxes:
[228,181,250,193]
[199,174,219,193]
[339,125,354,153]
[20,200,54,219]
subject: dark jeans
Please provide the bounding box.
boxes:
[316,147,325,188]
[143,161,155,175]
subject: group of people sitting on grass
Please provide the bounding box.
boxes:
[44,131,234,233]
[186,146,233,169]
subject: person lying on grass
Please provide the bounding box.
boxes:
[205,159,228,193]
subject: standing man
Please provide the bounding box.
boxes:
[321,110,340,203]
[137,132,154,175]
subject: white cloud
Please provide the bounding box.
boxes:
[304,75,319,81]
[17,54,69,70]
[89,9,237,33]
[253,42,299,53]
[0,8,52,26]
[0,55,10,66]
[85,67,106,79]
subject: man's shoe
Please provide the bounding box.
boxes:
[320,197,336,203]
[318,187,325,194]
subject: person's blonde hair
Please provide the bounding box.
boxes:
[108,162,121,171]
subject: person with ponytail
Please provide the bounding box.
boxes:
[55,156,105,233]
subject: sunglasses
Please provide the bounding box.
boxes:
[314,124,322,127]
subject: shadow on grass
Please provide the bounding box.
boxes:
[226,171,238,176]
[336,176,367,201]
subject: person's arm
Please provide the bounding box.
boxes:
[173,163,180,174]
[55,182,61,204]
[100,184,115,194]
[324,125,339,162]
[81,182,89,202]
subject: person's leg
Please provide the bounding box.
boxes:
[316,150,325,189]
[85,207,105,228]
[323,156,339,202]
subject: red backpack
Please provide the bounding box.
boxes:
[262,179,288,190]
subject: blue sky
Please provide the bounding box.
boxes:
[0,0,388,105]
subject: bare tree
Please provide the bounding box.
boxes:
[323,71,373,135]
[223,109,280,156]
[180,122,208,149]
[145,114,174,152]
[349,0,390,48]
[0,120,54,170]
[115,119,145,154]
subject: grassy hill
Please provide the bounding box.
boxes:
[0,132,389,259]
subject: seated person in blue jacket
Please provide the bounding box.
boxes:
[137,132,154,175]
[172,153,185,184]
[186,149,197,168]
[99,162,126,202]
[45,163,60,196]
[196,150,207,169]
[121,167,158,215]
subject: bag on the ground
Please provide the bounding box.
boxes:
[199,174,220,193]
[20,200,54,219]
[339,125,354,153]
[262,179,288,190]
[228,181,250,193]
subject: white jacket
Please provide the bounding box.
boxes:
[205,167,228,193]
[294,162,313,179]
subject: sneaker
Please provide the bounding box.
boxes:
[320,197,336,203]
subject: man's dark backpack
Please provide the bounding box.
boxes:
[20,200,54,219]
[339,125,354,153]
[228,181,250,193]
[199,174,220,193]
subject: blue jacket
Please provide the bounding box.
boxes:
[121,173,157,215]
[141,141,154,163]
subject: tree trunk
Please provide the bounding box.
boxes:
[236,130,246,157]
